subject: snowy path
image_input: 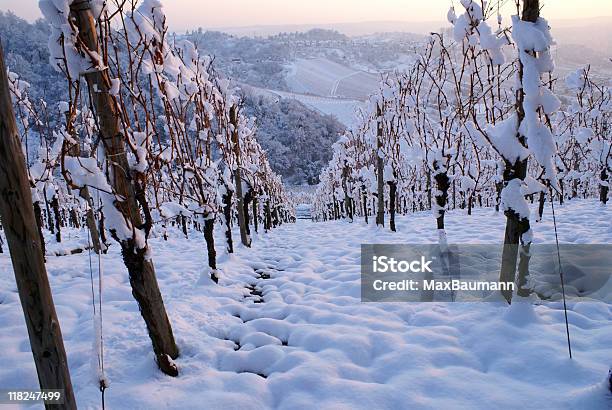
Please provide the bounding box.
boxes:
[0,200,610,409]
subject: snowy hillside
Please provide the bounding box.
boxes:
[286,58,380,99]
[266,89,364,128]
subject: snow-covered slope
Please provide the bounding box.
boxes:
[286,58,380,99]
[0,200,610,409]
[271,90,364,128]
[248,85,364,127]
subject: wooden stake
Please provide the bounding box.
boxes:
[0,40,77,410]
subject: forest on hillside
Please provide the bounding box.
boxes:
[0,11,345,185]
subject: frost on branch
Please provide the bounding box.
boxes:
[512,15,560,189]
[449,0,509,65]
[64,157,145,247]
[39,0,106,78]
[500,178,530,219]
[486,115,529,164]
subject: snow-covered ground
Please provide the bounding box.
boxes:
[286,58,380,99]
[249,85,364,127]
[271,90,364,127]
[0,200,610,409]
[245,57,376,127]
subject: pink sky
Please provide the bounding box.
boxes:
[1,0,611,31]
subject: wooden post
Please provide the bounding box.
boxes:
[0,41,77,410]
[433,161,450,231]
[499,0,539,303]
[51,193,62,242]
[362,186,368,224]
[601,168,609,204]
[69,1,179,375]
[229,105,252,247]
[63,110,104,254]
[204,215,217,271]
[388,181,397,232]
[252,196,259,233]
[223,190,234,253]
[243,189,253,236]
[376,103,385,226]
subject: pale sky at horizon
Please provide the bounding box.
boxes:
[1,0,611,31]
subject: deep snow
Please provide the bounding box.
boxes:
[0,199,610,409]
